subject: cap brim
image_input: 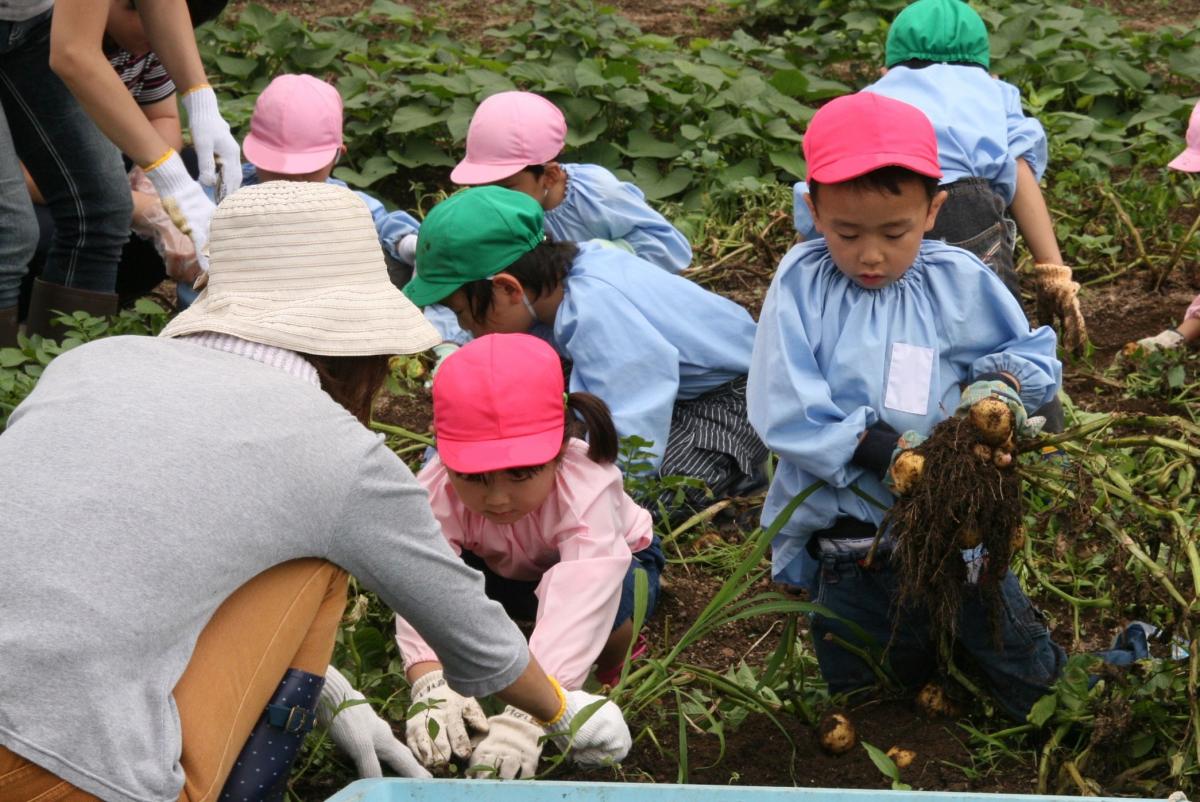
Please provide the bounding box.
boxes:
[808,151,943,183]
[402,273,461,307]
[450,158,528,186]
[1168,149,1200,173]
[438,428,563,474]
[244,135,340,176]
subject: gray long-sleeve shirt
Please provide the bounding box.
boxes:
[0,336,528,802]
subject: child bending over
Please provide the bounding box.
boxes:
[404,186,767,514]
[395,333,663,778]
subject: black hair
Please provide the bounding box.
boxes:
[564,391,618,464]
[459,238,579,323]
[808,165,940,207]
[523,164,546,178]
[186,0,229,27]
[890,59,988,72]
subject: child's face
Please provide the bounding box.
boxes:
[447,464,558,525]
[441,281,536,338]
[807,180,946,289]
[106,0,150,56]
[492,164,566,210]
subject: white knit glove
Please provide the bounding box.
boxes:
[546,690,632,767]
[467,706,544,779]
[317,667,431,779]
[180,85,242,200]
[144,151,215,270]
[1136,329,1185,352]
[405,669,489,768]
[396,233,419,266]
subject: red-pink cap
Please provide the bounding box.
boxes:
[432,333,565,474]
[243,74,344,175]
[1168,100,1200,173]
[803,91,942,184]
[450,91,567,185]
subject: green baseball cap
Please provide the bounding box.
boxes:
[885,0,990,70]
[404,186,545,307]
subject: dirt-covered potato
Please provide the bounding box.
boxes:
[969,397,1014,447]
[957,526,982,549]
[890,451,925,495]
[915,683,959,718]
[817,712,857,755]
[887,746,916,769]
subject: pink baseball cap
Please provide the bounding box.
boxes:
[450,91,567,185]
[243,74,344,175]
[1168,100,1200,173]
[803,91,942,184]
[432,333,565,474]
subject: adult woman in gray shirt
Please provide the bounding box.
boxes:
[0,181,630,802]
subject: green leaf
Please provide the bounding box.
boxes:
[333,155,397,187]
[765,118,804,143]
[0,348,27,368]
[768,150,807,179]
[769,69,809,98]
[631,160,694,200]
[1167,363,1186,389]
[387,139,455,168]
[1075,72,1120,96]
[1027,692,1057,727]
[861,741,910,790]
[388,105,447,135]
[673,59,727,90]
[574,58,607,89]
[213,55,258,78]
[620,129,683,159]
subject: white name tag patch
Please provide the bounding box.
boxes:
[884,343,935,416]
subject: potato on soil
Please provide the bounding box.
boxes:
[969,397,1014,447]
[1010,525,1026,551]
[886,746,916,769]
[890,451,925,495]
[817,712,857,755]
[915,683,959,718]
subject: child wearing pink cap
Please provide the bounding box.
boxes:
[748,92,1067,719]
[392,333,663,778]
[451,90,692,273]
[1137,98,1200,352]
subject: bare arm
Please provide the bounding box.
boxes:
[143,95,184,153]
[49,0,168,166]
[133,0,210,96]
[1009,157,1063,265]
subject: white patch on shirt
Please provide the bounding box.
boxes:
[884,343,935,416]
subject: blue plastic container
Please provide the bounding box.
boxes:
[326,778,1164,801]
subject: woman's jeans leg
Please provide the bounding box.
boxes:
[0,11,130,294]
[0,76,37,309]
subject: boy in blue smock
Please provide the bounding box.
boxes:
[793,0,1087,360]
[404,186,766,513]
[749,92,1067,719]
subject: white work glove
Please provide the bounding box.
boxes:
[317,666,431,779]
[396,233,418,266]
[467,706,544,779]
[144,150,215,270]
[546,690,632,767]
[405,669,489,768]
[180,85,242,200]
[1136,329,1185,352]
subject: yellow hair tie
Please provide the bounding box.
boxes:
[142,148,176,173]
[535,675,568,728]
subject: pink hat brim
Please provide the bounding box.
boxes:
[437,427,564,474]
[450,157,528,186]
[243,134,340,176]
[809,150,943,184]
[1168,148,1200,173]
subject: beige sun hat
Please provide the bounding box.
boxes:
[160,181,440,356]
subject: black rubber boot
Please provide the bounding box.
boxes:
[0,306,17,349]
[25,277,119,342]
[219,668,325,802]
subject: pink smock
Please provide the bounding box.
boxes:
[395,438,653,690]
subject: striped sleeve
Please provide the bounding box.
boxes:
[109,50,177,106]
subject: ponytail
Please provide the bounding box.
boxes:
[564,391,618,464]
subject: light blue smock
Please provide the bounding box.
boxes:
[546,164,693,273]
[747,239,1060,590]
[793,67,1047,238]
[551,242,756,469]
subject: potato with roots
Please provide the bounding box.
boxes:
[887,746,916,769]
[817,712,857,755]
[884,411,1026,649]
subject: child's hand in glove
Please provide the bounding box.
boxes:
[1034,263,1088,356]
[404,669,489,768]
[467,707,544,779]
[1135,329,1185,353]
[545,690,631,767]
[317,667,431,779]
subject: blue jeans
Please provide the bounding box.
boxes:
[811,550,1066,721]
[461,535,665,630]
[0,11,131,307]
